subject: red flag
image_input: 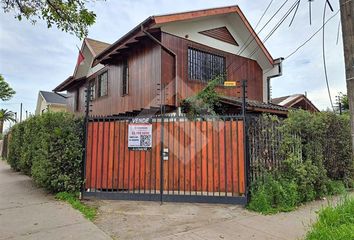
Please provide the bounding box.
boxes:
[76,46,85,65]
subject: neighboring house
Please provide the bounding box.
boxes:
[35,91,67,115]
[271,94,319,113]
[54,5,287,116]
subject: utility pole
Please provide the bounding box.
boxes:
[339,0,354,152]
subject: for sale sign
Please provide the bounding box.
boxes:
[128,118,152,150]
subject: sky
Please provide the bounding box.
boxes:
[0,0,347,127]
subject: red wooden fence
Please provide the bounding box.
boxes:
[85,117,245,196]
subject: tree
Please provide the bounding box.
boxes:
[342,94,349,111]
[0,74,15,101]
[180,77,224,119]
[1,0,97,39]
[0,109,16,134]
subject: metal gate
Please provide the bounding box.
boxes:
[82,114,249,204]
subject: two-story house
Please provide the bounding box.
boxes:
[54,5,287,116]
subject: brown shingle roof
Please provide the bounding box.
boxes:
[85,38,110,56]
[94,5,275,66]
[271,95,289,105]
[220,96,288,115]
[271,94,319,112]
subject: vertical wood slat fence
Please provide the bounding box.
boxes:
[83,115,247,204]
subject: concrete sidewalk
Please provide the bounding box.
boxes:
[94,192,350,240]
[0,160,111,240]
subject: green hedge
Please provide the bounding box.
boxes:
[6,112,84,193]
[248,110,353,214]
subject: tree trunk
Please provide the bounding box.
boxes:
[0,120,3,135]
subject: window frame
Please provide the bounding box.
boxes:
[122,58,129,96]
[187,47,226,84]
[75,89,80,112]
[89,79,96,101]
[97,71,108,98]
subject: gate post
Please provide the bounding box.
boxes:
[241,80,251,204]
[81,85,91,199]
[159,83,166,204]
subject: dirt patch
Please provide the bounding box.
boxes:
[93,200,254,240]
[92,194,352,240]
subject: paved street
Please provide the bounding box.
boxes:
[0,160,111,240]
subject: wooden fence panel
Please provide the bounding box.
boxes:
[85,118,246,197]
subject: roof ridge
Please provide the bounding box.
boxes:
[153,5,238,18]
[85,37,110,46]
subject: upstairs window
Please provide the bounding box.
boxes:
[98,71,108,97]
[75,89,80,112]
[89,80,96,101]
[188,47,226,83]
[122,59,129,96]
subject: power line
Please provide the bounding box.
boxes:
[322,0,335,111]
[255,0,274,30]
[248,0,301,59]
[336,19,341,45]
[262,9,339,76]
[238,0,274,54]
[237,0,291,56]
[228,0,301,76]
[288,0,301,27]
[284,10,340,60]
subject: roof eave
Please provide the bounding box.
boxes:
[53,76,86,92]
[93,16,155,66]
[94,5,275,66]
[53,76,73,92]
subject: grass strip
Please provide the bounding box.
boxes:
[55,192,97,221]
[306,195,354,240]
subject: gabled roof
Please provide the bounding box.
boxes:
[54,37,109,92]
[271,94,319,112]
[94,5,275,66]
[39,91,67,105]
[220,96,288,116]
[85,38,110,57]
[53,76,86,92]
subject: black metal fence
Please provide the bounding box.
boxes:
[248,115,302,182]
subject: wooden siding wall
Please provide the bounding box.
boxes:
[66,88,86,114]
[85,119,245,195]
[67,31,263,116]
[86,40,162,116]
[161,32,263,104]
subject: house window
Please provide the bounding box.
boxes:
[98,71,108,97]
[75,89,80,111]
[188,47,226,83]
[89,80,96,101]
[122,59,129,95]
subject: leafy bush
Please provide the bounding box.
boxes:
[180,77,224,118]
[248,174,298,214]
[7,123,24,171]
[6,112,84,193]
[306,196,354,240]
[326,180,346,196]
[249,110,352,214]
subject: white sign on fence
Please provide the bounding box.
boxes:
[128,121,152,150]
